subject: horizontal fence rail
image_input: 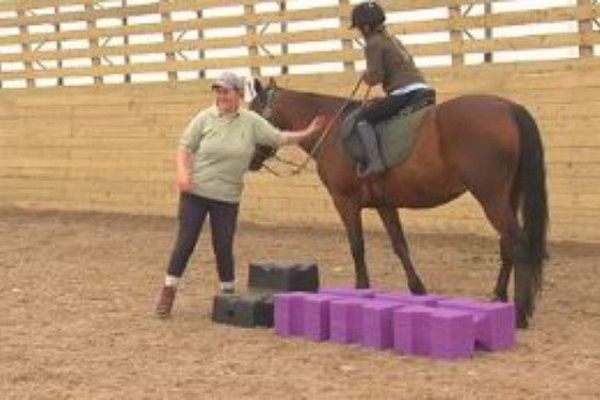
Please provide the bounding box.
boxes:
[0,0,598,87]
[2,1,600,242]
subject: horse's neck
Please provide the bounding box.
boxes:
[282,91,349,155]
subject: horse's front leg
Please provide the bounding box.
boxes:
[376,207,426,294]
[332,195,369,288]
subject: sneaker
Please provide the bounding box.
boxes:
[155,285,177,318]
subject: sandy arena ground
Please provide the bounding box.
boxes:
[1,209,599,399]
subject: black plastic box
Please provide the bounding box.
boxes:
[248,260,319,292]
[211,291,274,328]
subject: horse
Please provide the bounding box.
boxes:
[249,78,548,329]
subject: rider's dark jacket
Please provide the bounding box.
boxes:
[363,26,426,94]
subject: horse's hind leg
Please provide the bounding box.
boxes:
[376,207,426,294]
[494,237,512,302]
[493,191,519,302]
[478,196,530,328]
[332,195,370,288]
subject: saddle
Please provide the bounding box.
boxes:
[341,92,435,169]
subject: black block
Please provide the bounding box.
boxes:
[211,291,274,328]
[248,260,319,292]
[252,291,274,327]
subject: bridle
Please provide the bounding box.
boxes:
[258,76,364,175]
[260,85,278,121]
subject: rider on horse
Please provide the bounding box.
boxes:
[351,1,436,177]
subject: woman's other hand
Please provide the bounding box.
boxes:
[177,172,192,193]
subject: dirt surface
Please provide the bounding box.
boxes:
[1,208,599,400]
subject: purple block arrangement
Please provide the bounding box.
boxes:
[318,286,382,298]
[329,298,368,344]
[438,298,515,350]
[274,292,309,337]
[429,308,475,359]
[375,292,447,307]
[393,305,433,356]
[273,288,516,359]
[361,301,405,350]
[303,294,339,341]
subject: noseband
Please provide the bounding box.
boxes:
[256,76,363,175]
[260,86,278,121]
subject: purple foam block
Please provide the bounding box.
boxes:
[375,292,447,307]
[274,292,309,337]
[393,305,433,355]
[303,294,339,342]
[361,301,406,350]
[329,298,370,344]
[429,308,475,359]
[438,298,516,350]
[319,286,378,298]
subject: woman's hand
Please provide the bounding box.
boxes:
[176,150,193,193]
[281,115,328,145]
[307,115,327,134]
[177,172,192,193]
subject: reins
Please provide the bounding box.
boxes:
[291,75,364,175]
[259,75,365,177]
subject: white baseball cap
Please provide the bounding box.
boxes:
[211,71,244,92]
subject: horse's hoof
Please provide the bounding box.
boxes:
[516,312,529,329]
[355,280,370,289]
[409,281,427,295]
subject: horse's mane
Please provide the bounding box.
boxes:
[280,86,361,112]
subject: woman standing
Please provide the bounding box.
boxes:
[156,72,325,318]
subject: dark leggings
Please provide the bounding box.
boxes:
[357,89,435,124]
[167,192,239,282]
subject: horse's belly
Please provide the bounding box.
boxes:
[396,187,466,208]
[386,109,467,207]
[375,175,466,209]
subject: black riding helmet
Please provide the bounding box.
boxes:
[350,1,386,29]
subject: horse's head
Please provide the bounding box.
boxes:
[249,77,281,123]
[247,77,280,171]
[249,79,346,162]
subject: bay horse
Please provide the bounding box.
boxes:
[249,78,548,329]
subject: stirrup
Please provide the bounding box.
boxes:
[356,161,385,178]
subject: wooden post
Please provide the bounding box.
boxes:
[55,6,63,86]
[577,0,594,58]
[280,0,288,75]
[18,9,35,88]
[449,5,464,66]
[161,5,177,81]
[85,3,102,85]
[197,9,205,79]
[123,0,131,83]
[484,1,493,63]
[340,0,355,72]
[245,4,260,76]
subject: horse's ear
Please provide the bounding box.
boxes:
[254,78,265,98]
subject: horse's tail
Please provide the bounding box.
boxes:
[511,103,549,317]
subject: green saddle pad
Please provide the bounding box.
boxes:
[341,104,433,168]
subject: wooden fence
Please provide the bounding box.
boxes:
[1,0,599,243]
[0,0,598,85]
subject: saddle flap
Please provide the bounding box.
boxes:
[340,104,433,169]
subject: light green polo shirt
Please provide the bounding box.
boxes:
[179,105,284,203]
